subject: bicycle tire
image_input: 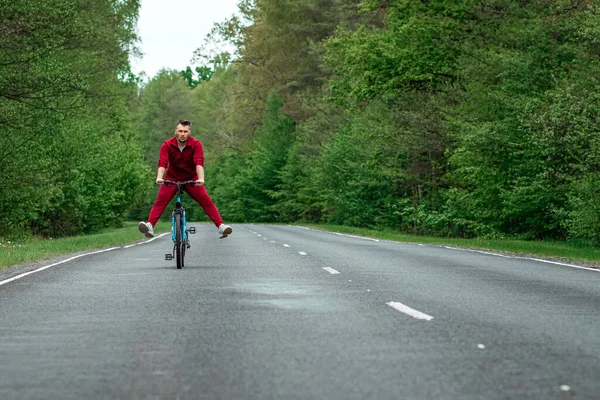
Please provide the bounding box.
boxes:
[181,235,186,268]
[175,213,183,269]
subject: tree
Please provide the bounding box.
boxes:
[0,0,147,238]
[180,66,214,89]
[213,93,296,221]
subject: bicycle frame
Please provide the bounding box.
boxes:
[171,188,187,243]
[162,180,196,267]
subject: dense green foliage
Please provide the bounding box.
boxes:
[5,0,600,247]
[0,0,149,239]
[157,0,598,244]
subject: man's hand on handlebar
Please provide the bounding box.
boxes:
[195,179,204,187]
[156,178,164,185]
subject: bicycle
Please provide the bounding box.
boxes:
[162,180,197,269]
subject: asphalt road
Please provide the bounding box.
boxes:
[0,224,599,399]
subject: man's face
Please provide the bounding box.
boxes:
[175,124,191,145]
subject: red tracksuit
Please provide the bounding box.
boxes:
[147,136,223,227]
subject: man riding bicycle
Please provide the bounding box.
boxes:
[138,119,233,239]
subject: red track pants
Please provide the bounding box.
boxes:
[147,184,224,228]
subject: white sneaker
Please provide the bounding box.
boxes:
[218,224,232,239]
[138,221,154,238]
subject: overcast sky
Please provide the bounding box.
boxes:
[130,0,240,78]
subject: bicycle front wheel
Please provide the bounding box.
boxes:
[175,213,184,269]
[181,235,186,267]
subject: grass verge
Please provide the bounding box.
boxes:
[0,222,169,272]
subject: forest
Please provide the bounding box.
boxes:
[2,0,600,245]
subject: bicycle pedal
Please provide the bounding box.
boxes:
[188,227,196,234]
[165,254,173,260]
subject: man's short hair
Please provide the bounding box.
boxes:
[178,119,192,128]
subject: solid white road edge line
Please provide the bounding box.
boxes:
[0,247,119,287]
[293,226,311,230]
[386,301,434,321]
[1,233,171,287]
[444,246,512,258]
[334,232,379,242]
[137,232,169,244]
[520,257,600,272]
[322,267,340,275]
[474,250,512,258]
[444,246,599,272]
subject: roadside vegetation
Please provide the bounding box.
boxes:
[2,1,600,265]
[130,0,600,250]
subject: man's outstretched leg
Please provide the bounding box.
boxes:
[186,185,232,238]
[138,185,178,238]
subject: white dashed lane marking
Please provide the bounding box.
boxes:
[322,267,340,275]
[386,301,434,321]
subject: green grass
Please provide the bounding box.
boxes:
[0,222,169,271]
[303,224,600,266]
[2,222,599,273]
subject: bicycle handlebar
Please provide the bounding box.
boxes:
[161,180,197,186]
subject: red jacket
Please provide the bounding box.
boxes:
[158,136,205,181]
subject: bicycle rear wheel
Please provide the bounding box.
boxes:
[175,213,183,269]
